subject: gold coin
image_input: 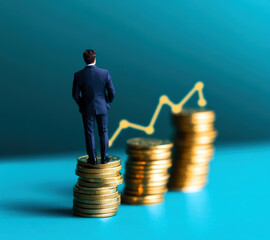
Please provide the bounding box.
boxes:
[173,119,215,128]
[73,200,120,209]
[179,184,206,192]
[171,166,209,175]
[76,166,120,177]
[127,155,173,162]
[174,123,214,132]
[170,169,208,176]
[124,173,170,182]
[175,145,214,155]
[76,165,122,174]
[73,191,118,200]
[174,157,212,164]
[127,137,173,150]
[169,171,208,180]
[127,147,172,154]
[127,151,172,160]
[122,198,163,205]
[124,179,169,186]
[125,168,169,175]
[77,173,123,183]
[168,177,207,186]
[121,194,164,205]
[78,178,123,188]
[175,129,217,137]
[75,170,120,179]
[77,161,120,170]
[124,183,167,190]
[172,161,209,168]
[168,185,204,192]
[125,180,168,187]
[73,185,117,195]
[175,137,216,146]
[171,163,209,172]
[124,172,169,180]
[174,150,214,159]
[172,109,216,123]
[124,186,167,195]
[125,174,170,183]
[174,131,218,144]
[125,168,171,176]
[73,205,118,214]
[122,193,163,200]
[125,162,172,170]
[173,183,207,188]
[168,177,207,185]
[74,195,120,205]
[79,175,123,184]
[74,210,116,218]
[169,172,208,180]
[181,164,209,172]
[170,172,208,180]
[74,184,116,192]
[176,143,214,150]
[127,159,172,166]
[77,155,121,168]
[126,149,172,157]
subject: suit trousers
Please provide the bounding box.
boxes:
[82,113,109,159]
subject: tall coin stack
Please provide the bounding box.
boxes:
[122,137,173,205]
[168,109,217,192]
[73,155,123,218]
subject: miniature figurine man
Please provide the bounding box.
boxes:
[72,49,115,165]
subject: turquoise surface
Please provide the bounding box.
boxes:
[1,142,269,240]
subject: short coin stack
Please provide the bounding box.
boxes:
[122,137,173,205]
[168,109,217,192]
[73,155,123,218]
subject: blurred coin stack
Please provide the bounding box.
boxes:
[168,109,217,192]
[73,155,123,218]
[122,137,173,205]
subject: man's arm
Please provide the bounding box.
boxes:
[72,73,82,106]
[106,71,115,103]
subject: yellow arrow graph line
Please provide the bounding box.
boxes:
[109,81,207,147]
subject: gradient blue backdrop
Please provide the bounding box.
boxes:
[1,0,270,156]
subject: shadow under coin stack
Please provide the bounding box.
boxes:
[168,109,217,192]
[73,155,123,218]
[122,138,173,205]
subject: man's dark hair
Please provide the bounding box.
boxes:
[83,49,96,64]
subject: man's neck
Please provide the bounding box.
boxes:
[87,62,96,66]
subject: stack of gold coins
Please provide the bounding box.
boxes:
[73,155,123,218]
[122,137,173,205]
[168,109,217,192]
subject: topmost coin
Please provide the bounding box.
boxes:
[172,109,215,123]
[77,155,121,168]
[127,138,173,150]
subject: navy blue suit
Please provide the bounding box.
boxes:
[72,65,115,159]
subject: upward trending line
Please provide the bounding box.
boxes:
[109,81,207,147]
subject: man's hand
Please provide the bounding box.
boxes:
[106,71,115,103]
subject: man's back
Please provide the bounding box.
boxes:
[72,49,114,164]
[73,65,115,115]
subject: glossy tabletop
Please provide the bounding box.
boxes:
[0,142,269,240]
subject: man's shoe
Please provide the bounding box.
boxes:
[101,157,110,164]
[87,157,97,165]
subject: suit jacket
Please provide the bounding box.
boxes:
[72,65,115,115]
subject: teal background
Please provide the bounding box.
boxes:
[1,0,270,156]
